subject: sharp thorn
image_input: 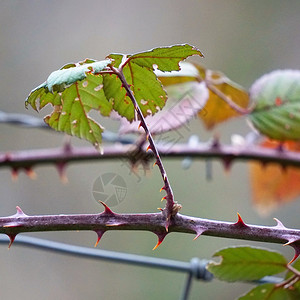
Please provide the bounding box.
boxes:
[56,162,68,184]
[234,213,247,227]
[11,168,19,181]
[193,228,206,240]
[25,167,37,180]
[273,218,286,229]
[160,186,166,192]
[99,201,115,215]
[284,240,300,264]
[15,206,27,217]
[94,230,105,247]
[152,232,167,250]
[8,234,16,248]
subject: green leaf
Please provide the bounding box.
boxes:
[207,246,287,282]
[26,45,204,144]
[26,60,113,148]
[104,55,167,121]
[117,81,209,135]
[249,70,300,141]
[129,44,203,72]
[103,45,203,121]
[45,59,111,93]
[239,283,300,300]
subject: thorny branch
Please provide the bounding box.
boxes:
[2,141,300,174]
[1,205,300,263]
[109,64,176,226]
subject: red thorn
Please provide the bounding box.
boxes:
[146,145,151,152]
[234,213,248,227]
[99,201,115,215]
[138,122,143,130]
[284,240,300,264]
[152,232,167,250]
[25,167,37,180]
[56,162,68,184]
[160,186,166,192]
[7,234,16,248]
[222,157,234,172]
[161,196,166,202]
[193,228,206,240]
[11,168,19,181]
[157,207,163,211]
[153,161,157,167]
[289,253,300,265]
[94,230,105,247]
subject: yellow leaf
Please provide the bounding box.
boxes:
[197,66,250,129]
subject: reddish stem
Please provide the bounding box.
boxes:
[110,66,175,224]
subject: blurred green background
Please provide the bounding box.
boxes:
[0,1,300,299]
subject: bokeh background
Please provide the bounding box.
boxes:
[0,1,300,299]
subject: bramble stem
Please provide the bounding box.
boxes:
[1,208,299,263]
[3,141,300,172]
[109,66,175,223]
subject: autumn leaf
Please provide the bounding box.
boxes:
[249,139,300,214]
[157,62,249,130]
[197,65,250,129]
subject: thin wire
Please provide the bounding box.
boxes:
[0,234,283,286]
[0,234,206,276]
[0,110,134,144]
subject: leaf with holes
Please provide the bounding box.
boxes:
[104,45,203,122]
[239,283,300,300]
[129,44,203,72]
[249,70,300,141]
[25,59,113,149]
[207,246,287,282]
[103,54,167,121]
[116,81,209,135]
